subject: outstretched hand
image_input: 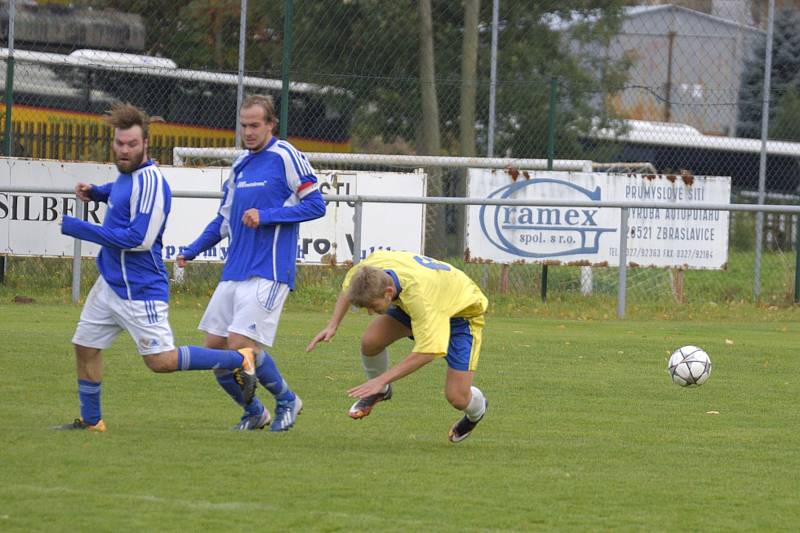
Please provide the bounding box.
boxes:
[306,326,337,352]
[176,256,188,268]
[347,377,386,399]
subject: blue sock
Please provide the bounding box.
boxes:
[78,379,102,425]
[177,346,243,371]
[215,370,264,417]
[256,351,295,402]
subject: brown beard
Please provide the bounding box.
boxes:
[114,149,146,174]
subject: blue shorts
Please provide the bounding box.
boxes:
[386,305,483,372]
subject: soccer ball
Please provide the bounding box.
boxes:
[668,345,712,387]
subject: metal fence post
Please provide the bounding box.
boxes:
[795,214,800,304]
[279,0,293,139]
[353,199,363,265]
[71,199,84,303]
[541,76,557,302]
[487,0,499,158]
[4,0,16,157]
[234,0,248,149]
[754,0,775,301]
[617,207,629,319]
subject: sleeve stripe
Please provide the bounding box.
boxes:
[146,170,158,213]
[138,172,149,214]
[297,180,318,199]
[129,173,140,220]
[130,173,166,251]
[139,170,156,215]
[277,141,315,178]
[295,149,313,176]
[217,174,234,239]
[278,142,304,179]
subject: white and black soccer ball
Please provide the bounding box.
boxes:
[668,345,712,387]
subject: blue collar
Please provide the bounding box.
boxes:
[234,137,278,175]
[384,269,402,300]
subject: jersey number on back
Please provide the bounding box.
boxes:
[413,255,451,271]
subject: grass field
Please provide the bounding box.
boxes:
[1,299,799,532]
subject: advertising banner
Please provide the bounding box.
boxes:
[466,169,730,269]
[0,159,426,264]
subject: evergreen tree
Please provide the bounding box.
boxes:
[737,9,800,140]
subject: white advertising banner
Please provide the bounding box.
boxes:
[0,159,425,263]
[466,169,730,269]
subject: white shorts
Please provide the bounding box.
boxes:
[72,276,175,356]
[198,277,289,347]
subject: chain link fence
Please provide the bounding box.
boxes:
[0,0,797,305]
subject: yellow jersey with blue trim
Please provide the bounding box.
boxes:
[342,251,488,356]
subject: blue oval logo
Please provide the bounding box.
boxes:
[479,178,617,258]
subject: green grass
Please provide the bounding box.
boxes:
[1,301,799,531]
[2,247,797,308]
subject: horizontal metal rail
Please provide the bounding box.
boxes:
[172,146,593,171]
[4,185,799,214]
[4,184,798,315]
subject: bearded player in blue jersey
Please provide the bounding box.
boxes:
[57,103,261,432]
[177,95,325,432]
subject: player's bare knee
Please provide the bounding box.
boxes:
[360,335,387,357]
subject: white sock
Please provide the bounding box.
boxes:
[464,386,486,422]
[361,349,389,393]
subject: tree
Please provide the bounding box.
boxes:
[80,1,632,257]
[455,0,481,253]
[460,0,480,158]
[418,0,446,257]
[471,2,630,159]
[86,1,630,160]
[737,9,800,141]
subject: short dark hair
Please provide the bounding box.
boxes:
[105,102,150,139]
[241,94,277,124]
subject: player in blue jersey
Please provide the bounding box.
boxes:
[56,103,260,432]
[307,251,489,443]
[177,95,326,432]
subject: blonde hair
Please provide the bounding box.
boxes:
[347,266,392,307]
[105,102,150,139]
[241,94,277,124]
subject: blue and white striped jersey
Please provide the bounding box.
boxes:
[61,160,172,302]
[181,137,325,288]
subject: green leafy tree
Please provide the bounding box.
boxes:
[286,0,630,158]
[82,0,630,160]
[474,2,630,159]
[737,9,800,141]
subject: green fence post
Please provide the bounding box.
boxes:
[541,77,557,302]
[279,0,293,139]
[795,215,800,303]
[4,55,13,157]
[2,1,15,284]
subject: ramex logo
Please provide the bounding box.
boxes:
[479,178,617,258]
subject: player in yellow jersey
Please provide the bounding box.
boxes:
[306,250,489,442]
